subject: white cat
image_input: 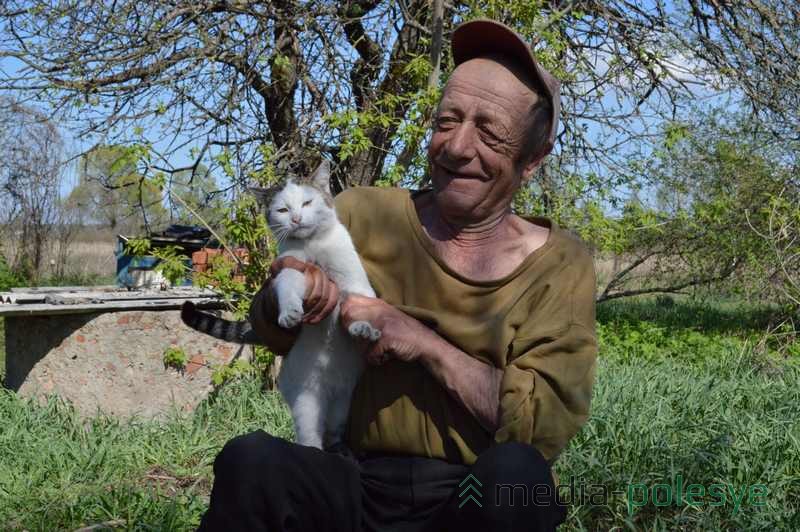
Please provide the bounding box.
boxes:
[252,161,379,449]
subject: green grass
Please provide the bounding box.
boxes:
[557,356,799,530]
[0,379,293,530]
[1,317,5,383]
[0,298,798,530]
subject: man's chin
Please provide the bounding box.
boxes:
[432,187,486,217]
[433,173,482,194]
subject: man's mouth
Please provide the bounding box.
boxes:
[435,163,487,181]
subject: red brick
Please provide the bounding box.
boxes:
[215,345,233,364]
[76,334,86,343]
[117,315,130,325]
[218,345,233,357]
[186,354,206,375]
[192,250,208,265]
[235,248,249,263]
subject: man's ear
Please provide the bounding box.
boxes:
[309,160,331,191]
[521,152,546,183]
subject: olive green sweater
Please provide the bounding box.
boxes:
[332,187,597,465]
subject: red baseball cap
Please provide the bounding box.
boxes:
[451,19,561,157]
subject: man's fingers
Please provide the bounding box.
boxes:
[315,287,339,323]
[339,294,377,326]
[306,279,338,324]
[303,270,324,312]
[366,342,390,366]
[270,256,308,276]
[343,294,371,306]
[339,298,363,327]
[309,272,331,313]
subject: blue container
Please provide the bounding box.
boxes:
[115,237,192,288]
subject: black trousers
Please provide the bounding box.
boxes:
[198,431,566,532]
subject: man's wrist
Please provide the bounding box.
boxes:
[418,332,457,373]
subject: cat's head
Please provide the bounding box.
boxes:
[249,160,337,240]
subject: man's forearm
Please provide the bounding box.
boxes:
[248,283,298,356]
[419,335,503,433]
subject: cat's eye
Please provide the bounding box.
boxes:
[277,207,289,213]
[302,200,312,207]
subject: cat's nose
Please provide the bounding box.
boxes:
[291,214,301,224]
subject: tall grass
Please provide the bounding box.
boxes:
[0,298,798,530]
[0,318,5,383]
[557,356,799,530]
[0,379,293,530]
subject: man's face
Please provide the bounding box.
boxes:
[427,56,542,222]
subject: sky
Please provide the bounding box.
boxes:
[0,3,742,213]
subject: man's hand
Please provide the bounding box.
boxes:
[269,256,339,324]
[339,294,442,366]
[340,293,504,432]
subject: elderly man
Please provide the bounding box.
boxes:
[199,19,596,532]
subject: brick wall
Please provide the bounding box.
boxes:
[191,248,249,284]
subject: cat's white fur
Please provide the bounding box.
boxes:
[259,161,378,449]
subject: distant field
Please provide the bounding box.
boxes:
[1,227,118,282]
[1,231,653,293]
[0,298,797,530]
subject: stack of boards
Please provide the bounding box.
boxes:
[0,286,226,317]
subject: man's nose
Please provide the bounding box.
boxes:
[443,122,477,162]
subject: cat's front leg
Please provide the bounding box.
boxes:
[273,268,306,329]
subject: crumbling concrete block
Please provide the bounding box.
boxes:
[4,310,250,419]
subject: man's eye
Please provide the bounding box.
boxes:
[302,200,312,207]
[435,116,457,130]
[277,207,289,213]
[479,127,501,144]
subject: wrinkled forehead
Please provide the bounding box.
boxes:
[449,55,539,97]
[440,56,539,118]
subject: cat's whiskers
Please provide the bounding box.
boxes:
[269,225,292,248]
[276,228,293,248]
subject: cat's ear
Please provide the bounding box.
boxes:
[247,185,281,207]
[309,160,331,191]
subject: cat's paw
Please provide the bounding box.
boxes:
[277,306,303,329]
[347,320,381,342]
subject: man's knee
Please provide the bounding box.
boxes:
[440,443,564,531]
[473,442,553,489]
[213,430,286,481]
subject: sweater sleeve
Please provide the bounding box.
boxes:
[494,242,598,462]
